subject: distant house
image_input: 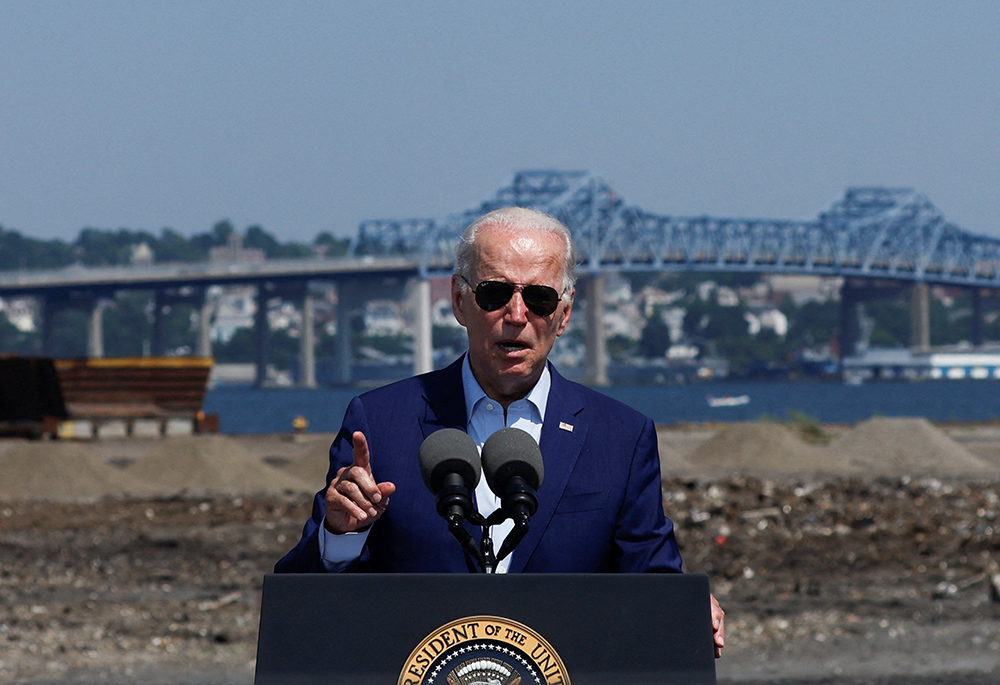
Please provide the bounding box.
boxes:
[716,286,739,307]
[745,308,789,336]
[602,273,634,304]
[661,307,686,344]
[209,233,265,264]
[0,297,37,332]
[364,300,406,337]
[637,285,684,318]
[130,242,154,265]
[210,286,256,343]
[603,307,642,340]
[767,274,841,305]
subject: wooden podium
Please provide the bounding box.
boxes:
[255,573,716,685]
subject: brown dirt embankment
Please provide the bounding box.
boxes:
[0,421,998,684]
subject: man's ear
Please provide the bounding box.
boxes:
[555,289,574,336]
[451,274,468,327]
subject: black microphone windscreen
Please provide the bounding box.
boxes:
[418,428,481,492]
[481,427,544,492]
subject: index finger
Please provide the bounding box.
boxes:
[352,431,371,471]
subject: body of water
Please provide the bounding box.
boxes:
[203,377,1000,434]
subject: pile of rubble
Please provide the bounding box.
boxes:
[0,421,998,682]
[663,417,998,477]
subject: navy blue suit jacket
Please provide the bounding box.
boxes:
[275,358,682,574]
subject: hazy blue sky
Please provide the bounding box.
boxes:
[2,1,998,242]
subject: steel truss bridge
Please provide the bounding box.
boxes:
[353,170,1000,288]
[3,170,999,386]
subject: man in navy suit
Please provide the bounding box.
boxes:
[276,207,724,656]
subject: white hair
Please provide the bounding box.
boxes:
[454,206,577,293]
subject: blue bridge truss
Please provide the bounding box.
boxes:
[351,170,1000,289]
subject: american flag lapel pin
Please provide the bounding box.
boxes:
[558,421,574,432]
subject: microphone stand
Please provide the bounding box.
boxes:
[480,506,530,571]
[436,474,491,572]
[455,509,509,574]
[494,511,530,564]
[492,475,536,564]
[478,518,497,574]
[446,511,486,570]
[436,476,536,574]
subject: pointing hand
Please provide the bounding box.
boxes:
[324,431,396,534]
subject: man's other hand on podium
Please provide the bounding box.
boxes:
[710,593,725,658]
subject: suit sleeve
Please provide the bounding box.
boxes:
[274,397,371,573]
[615,417,683,573]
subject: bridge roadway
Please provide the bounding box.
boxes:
[0,255,436,388]
[3,171,1000,386]
[0,255,427,294]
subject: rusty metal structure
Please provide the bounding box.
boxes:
[0,356,214,438]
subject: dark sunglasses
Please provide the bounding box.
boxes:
[460,276,562,317]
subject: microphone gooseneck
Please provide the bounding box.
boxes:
[481,427,544,562]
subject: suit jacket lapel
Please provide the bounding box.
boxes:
[509,365,586,573]
[418,356,468,438]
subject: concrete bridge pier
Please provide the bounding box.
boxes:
[410,277,433,376]
[40,292,107,358]
[838,280,861,358]
[909,282,930,352]
[246,282,321,388]
[334,280,358,386]
[582,273,609,386]
[254,283,274,388]
[839,278,929,358]
[38,301,50,356]
[40,298,55,357]
[249,282,321,388]
[971,288,984,347]
[196,293,214,358]
[150,287,213,358]
[151,291,167,357]
[87,299,107,358]
[299,289,317,389]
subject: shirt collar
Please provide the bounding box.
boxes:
[461,355,550,422]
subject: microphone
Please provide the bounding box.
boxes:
[418,428,481,523]
[419,428,488,570]
[481,427,544,562]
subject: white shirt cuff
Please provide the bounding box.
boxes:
[318,523,371,572]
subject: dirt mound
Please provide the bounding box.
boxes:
[281,449,330,486]
[824,417,996,476]
[249,434,333,487]
[124,435,312,496]
[688,421,851,474]
[656,438,688,474]
[0,441,150,501]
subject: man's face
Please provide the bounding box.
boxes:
[452,223,573,406]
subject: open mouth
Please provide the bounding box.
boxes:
[498,341,528,352]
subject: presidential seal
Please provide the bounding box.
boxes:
[398,616,570,685]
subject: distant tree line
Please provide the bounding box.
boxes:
[0,219,350,270]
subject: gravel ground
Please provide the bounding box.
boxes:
[1,422,999,684]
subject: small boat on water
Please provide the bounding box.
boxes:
[706,394,750,408]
